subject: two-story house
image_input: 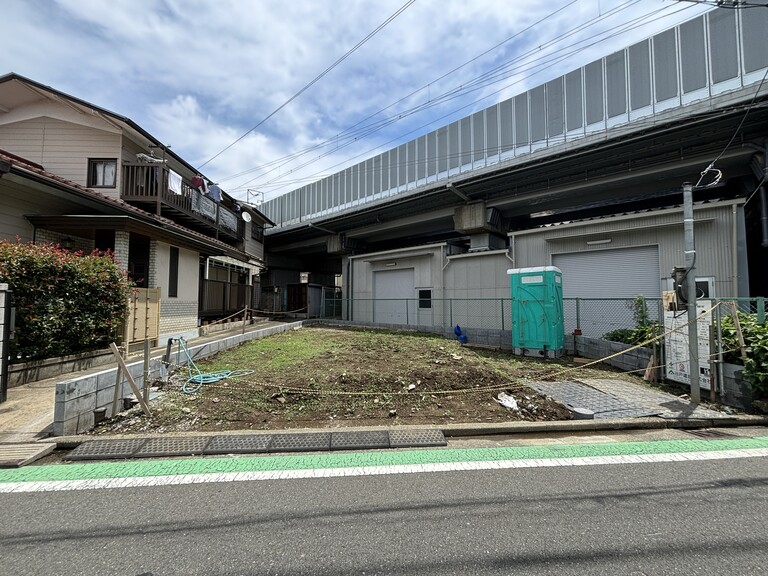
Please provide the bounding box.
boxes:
[0,73,273,342]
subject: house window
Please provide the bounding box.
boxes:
[418,289,432,309]
[88,158,117,188]
[168,246,179,297]
[251,222,264,241]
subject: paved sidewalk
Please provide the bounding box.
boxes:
[531,378,730,420]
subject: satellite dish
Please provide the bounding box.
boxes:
[242,212,252,222]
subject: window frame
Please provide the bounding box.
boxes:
[87,158,117,188]
[168,246,179,298]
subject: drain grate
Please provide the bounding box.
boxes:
[331,430,391,451]
[268,432,331,453]
[204,434,272,455]
[67,439,149,461]
[389,429,446,448]
[682,429,738,440]
[133,436,211,458]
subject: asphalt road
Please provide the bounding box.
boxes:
[1,452,767,575]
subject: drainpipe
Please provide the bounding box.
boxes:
[733,204,739,297]
[760,186,768,247]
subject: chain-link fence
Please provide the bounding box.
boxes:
[319,295,766,337]
[323,298,513,331]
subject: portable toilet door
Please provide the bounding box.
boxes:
[507,266,564,358]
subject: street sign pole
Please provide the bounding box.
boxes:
[683,182,700,403]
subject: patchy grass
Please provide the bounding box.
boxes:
[91,326,629,435]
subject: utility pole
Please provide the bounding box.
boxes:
[683,182,701,403]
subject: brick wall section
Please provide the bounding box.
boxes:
[148,240,158,288]
[159,299,198,336]
[35,229,94,253]
[113,230,130,271]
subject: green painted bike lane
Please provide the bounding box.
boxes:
[2,436,768,485]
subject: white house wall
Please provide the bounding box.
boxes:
[0,117,122,196]
[511,201,744,297]
[153,240,200,339]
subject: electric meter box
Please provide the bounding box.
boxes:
[507,266,564,358]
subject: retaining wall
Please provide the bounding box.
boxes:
[53,321,303,436]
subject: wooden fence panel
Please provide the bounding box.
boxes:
[124,288,161,344]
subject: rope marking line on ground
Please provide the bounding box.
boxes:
[152,303,728,407]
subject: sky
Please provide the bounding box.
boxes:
[3,0,712,203]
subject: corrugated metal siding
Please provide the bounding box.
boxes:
[513,204,739,297]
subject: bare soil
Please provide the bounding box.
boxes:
[88,326,624,436]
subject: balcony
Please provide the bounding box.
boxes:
[121,163,243,243]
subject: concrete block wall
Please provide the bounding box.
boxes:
[568,336,653,373]
[307,319,516,351]
[53,320,304,435]
[722,363,753,410]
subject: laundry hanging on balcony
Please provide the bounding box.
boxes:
[168,169,182,195]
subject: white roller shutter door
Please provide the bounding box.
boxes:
[553,246,661,337]
[553,245,661,298]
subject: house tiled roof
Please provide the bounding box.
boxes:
[0,148,247,258]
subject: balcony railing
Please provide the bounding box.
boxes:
[121,163,243,241]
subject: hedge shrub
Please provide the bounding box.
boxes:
[0,240,133,360]
[719,312,768,397]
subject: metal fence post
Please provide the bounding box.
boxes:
[576,298,581,330]
[758,297,765,324]
[501,298,505,331]
[449,299,453,328]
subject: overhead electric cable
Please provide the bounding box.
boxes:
[228,0,654,194]
[216,0,585,185]
[197,0,417,169]
[234,2,696,196]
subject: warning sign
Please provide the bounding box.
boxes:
[664,300,713,390]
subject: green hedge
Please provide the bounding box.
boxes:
[0,240,133,361]
[720,312,768,397]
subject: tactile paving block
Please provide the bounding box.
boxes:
[268,432,331,453]
[388,429,446,448]
[330,430,391,451]
[133,436,211,458]
[204,434,272,455]
[66,438,149,461]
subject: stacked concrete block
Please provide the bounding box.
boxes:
[53,321,305,435]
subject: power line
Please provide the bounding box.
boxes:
[197,0,417,170]
[216,0,587,185]
[228,0,653,194]
[235,2,697,197]
[694,66,768,189]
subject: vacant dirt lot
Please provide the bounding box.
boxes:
[90,326,627,435]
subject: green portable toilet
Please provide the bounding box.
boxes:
[507,266,564,358]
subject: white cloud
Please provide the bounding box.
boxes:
[4,0,711,199]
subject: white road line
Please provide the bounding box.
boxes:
[2,448,767,494]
